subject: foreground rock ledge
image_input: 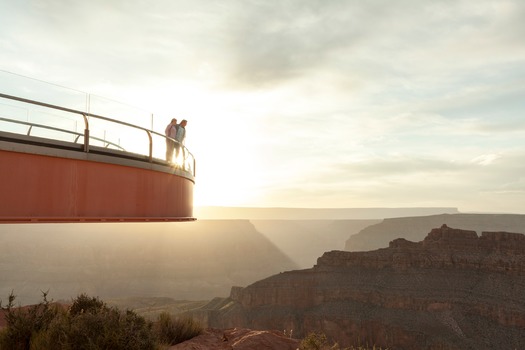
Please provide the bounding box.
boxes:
[170,328,299,349]
[200,225,525,350]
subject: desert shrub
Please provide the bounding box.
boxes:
[68,293,106,316]
[154,312,203,345]
[300,332,332,350]
[300,332,385,350]
[29,307,70,350]
[0,291,59,350]
[0,292,156,350]
[62,307,155,350]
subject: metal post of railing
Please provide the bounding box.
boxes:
[81,113,90,152]
[181,145,186,171]
[146,130,153,162]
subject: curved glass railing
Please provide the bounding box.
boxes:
[0,115,126,151]
[0,92,196,177]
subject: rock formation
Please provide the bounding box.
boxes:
[200,225,525,349]
[345,213,525,251]
[169,328,299,350]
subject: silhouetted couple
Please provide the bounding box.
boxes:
[165,118,187,163]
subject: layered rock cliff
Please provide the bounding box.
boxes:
[201,225,525,349]
[345,213,525,251]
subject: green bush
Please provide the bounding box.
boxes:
[299,332,386,350]
[154,312,203,346]
[300,332,331,350]
[0,292,194,350]
[0,291,59,350]
[68,293,106,316]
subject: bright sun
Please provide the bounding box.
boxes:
[191,137,264,207]
[131,84,269,208]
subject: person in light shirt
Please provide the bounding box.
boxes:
[174,119,187,160]
[164,118,178,162]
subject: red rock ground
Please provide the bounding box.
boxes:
[169,328,299,350]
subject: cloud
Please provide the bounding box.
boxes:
[223,1,361,87]
[470,154,501,166]
[220,0,525,90]
[2,0,525,212]
[3,0,524,94]
[1,1,229,87]
[257,150,525,210]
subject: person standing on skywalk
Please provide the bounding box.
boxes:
[174,119,187,161]
[165,118,178,162]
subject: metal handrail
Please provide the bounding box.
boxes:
[0,116,125,150]
[0,92,195,176]
[150,130,196,175]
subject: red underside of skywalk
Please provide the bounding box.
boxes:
[0,149,195,223]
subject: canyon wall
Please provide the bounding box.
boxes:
[346,213,525,251]
[203,225,525,349]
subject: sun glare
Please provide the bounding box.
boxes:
[192,145,265,207]
[120,83,275,208]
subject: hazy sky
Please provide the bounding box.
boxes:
[1,0,525,213]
